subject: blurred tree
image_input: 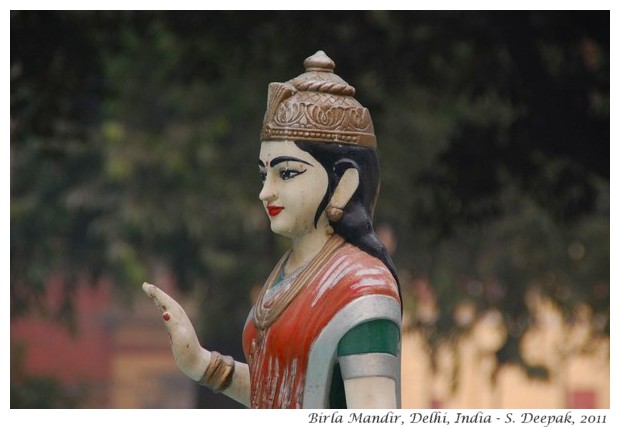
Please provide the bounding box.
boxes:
[11,11,109,326]
[11,11,609,407]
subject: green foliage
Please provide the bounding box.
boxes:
[10,376,84,409]
[11,11,609,405]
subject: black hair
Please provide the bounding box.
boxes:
[294,141,402,303]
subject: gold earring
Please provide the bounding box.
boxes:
[326,204,344,222]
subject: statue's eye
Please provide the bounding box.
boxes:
[279,168,306,180]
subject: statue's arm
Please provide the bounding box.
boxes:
[344,376,397,408]
[338,318,401,409]
[142,282,250,407]
[221,361,250,406]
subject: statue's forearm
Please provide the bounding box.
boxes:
[220,361,251,407]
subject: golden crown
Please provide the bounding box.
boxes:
[260,51,376,148]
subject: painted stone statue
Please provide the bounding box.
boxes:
[143,50,402,409]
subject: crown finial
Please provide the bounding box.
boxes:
[303,50,335,73]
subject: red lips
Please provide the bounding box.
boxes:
[267,206,284,216]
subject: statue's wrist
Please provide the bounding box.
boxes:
[197,351,235,393]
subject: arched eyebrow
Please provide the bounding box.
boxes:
[258,156,314,168]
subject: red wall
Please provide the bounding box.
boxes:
[11,276,114,399]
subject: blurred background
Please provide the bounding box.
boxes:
[10,10,609,409]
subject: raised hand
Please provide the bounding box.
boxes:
[142,282,210,381]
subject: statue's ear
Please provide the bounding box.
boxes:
[326,167,360,222]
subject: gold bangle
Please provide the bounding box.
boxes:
[197,351,235,393]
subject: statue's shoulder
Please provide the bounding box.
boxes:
[313,241,398,299]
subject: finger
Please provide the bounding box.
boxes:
[142,282,165,310]
[142,282,174,311]
[142,282,190,332]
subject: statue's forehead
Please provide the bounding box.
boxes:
[259,140,301,162]
[258,140,324,171]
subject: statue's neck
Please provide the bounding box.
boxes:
[286,228,332,276]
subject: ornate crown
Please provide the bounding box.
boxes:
[260,51,376,148]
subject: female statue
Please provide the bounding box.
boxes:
[143,51,402,409]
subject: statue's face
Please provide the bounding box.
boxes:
[259,140,329,239]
